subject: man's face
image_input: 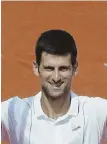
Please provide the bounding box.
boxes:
[35,52,76,98]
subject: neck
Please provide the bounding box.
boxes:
[41,91,71,119]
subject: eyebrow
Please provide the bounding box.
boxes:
[43,65,71,68]
[43,66,54,68]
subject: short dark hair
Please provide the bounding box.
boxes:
[35,29,77,66]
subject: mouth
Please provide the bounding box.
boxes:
[48,82,64,89]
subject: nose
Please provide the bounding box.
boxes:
[52,70,61,83]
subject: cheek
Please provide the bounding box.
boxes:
[40,71,52,77]
[64,74,73,84]
[62,72,73,79]
[39,73,51,83]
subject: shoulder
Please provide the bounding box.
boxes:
[78,95,107,110]
[1,95,35,123]
[1,92,41,118]
[1,92,40,131]
[78,95,107,142]
[2,96,32,113]
[79,95,107,109]
[78,95,107,121]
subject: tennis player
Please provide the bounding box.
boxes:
[1,30,107,144]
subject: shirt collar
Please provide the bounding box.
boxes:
[68,92,79,117]
[33,91,79,118]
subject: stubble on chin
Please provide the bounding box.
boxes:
[41,85,70,100]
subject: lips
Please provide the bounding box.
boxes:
[54,83,63,87]
[48,81,64,88]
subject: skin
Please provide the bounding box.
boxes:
[33,52,78,119]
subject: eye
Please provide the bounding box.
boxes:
[60,66,69,72]
[44,66,54,71]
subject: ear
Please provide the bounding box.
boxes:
[32,61,39,76]
[72,61,78,76]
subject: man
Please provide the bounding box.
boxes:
[1,30,107,144]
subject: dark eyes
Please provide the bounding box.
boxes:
[44,66,54,71]
[44,66,69,72]
[60,67,69,71]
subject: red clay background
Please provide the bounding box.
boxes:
[1,2,107,143]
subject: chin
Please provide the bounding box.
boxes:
[42,86,69,99]
[47,90,66,99]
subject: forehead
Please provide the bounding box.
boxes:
[40,52,71,66]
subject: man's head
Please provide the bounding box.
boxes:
[33,30,78,98]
